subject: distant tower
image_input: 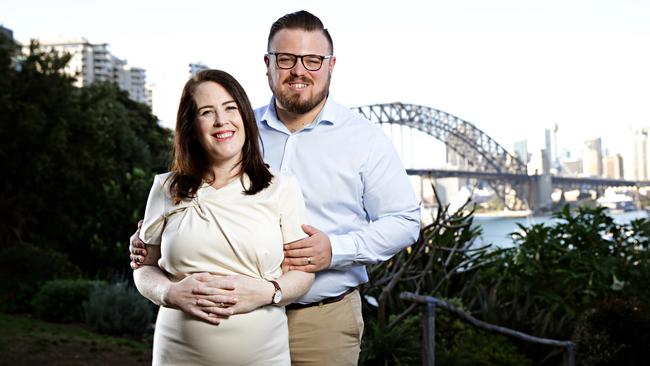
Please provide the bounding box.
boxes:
[634,128,650,181]
[603,154,624,179]
[189,62,209,76]
[544,129,552,167]
[582,138,603,177]
[528,148,552,209]
[552,123,559,163]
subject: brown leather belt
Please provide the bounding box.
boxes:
[285,287,356,311]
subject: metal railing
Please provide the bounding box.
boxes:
[400,292,575,366]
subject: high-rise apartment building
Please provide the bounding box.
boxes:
[582,138,603,177]
[634,128,650,181]
[31,37,150,107]
[145,83,154,111]
[1,25,18,71]
[603,154,624,179]
[116,64,147,105]
[0,25,13,40]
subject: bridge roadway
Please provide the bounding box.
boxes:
[406,168,650,188]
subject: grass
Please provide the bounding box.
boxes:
[0,313,152,365]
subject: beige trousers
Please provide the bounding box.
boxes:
[287,290,364,366]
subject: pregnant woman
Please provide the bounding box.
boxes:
[133,69,313,365]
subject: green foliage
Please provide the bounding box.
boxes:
[359,299,533,366]
[362,200,650,365]
[361,197,507,364]
[475,205,650,341]
[31,279,105,322]
[0,34,172,277]
[83,282,154,335]
[360,314,421,365]
[363,200,493,329]
[436,299,533,366]
[0,244,80,313]
[573,298,650,366]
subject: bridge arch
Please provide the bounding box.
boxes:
[352,103,526,175]
[353,102,530,210]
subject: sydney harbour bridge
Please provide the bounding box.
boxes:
[352,102,649,212]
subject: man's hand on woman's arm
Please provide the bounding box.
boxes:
[129,221,148,269]
[282,224,332,273]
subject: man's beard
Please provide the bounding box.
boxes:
[272,76,330,114]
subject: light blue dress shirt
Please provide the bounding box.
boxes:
[255,97,421,303]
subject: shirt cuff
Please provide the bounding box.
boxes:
[329,234,357,269]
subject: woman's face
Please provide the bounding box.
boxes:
[193,81,246,169]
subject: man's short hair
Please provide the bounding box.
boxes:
[267,10,333,54]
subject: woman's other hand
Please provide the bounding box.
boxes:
[196,275,273,316]
[165,273,238,325]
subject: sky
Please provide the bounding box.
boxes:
[3,0,650,176]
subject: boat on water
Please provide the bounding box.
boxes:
[596,193,637,213]
[474,210,533,219]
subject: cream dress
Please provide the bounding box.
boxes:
[139,171,307,366]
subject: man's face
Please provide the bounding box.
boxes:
[265,29,336,115]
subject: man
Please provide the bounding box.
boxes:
[130,10,420,365]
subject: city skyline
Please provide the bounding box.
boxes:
[516,132,643,180]
[3,0,649,178]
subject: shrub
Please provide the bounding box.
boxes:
[475,206,650,341]
[0,243,80,313]
[359,300,533,366]
[31,279,105,322]
[435,299,533,366]
[83,282,153,335]
[573,298,650,366]
[360,314,420,365]
[436,321,534,366]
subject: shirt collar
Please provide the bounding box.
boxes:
[260,96,339,134]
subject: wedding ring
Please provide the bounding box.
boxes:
[219,302,225,308]
[307,257,312,265]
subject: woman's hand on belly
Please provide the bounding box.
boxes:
[165,273,238,324]
[195,275,274,316]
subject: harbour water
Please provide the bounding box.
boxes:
[472,210,648,249]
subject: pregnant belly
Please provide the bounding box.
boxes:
[153,306,289,366]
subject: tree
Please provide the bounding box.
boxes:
[0,34,172,277]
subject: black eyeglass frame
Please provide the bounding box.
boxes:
[267,52,333,71]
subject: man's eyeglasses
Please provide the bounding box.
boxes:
[267,52,333,71]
